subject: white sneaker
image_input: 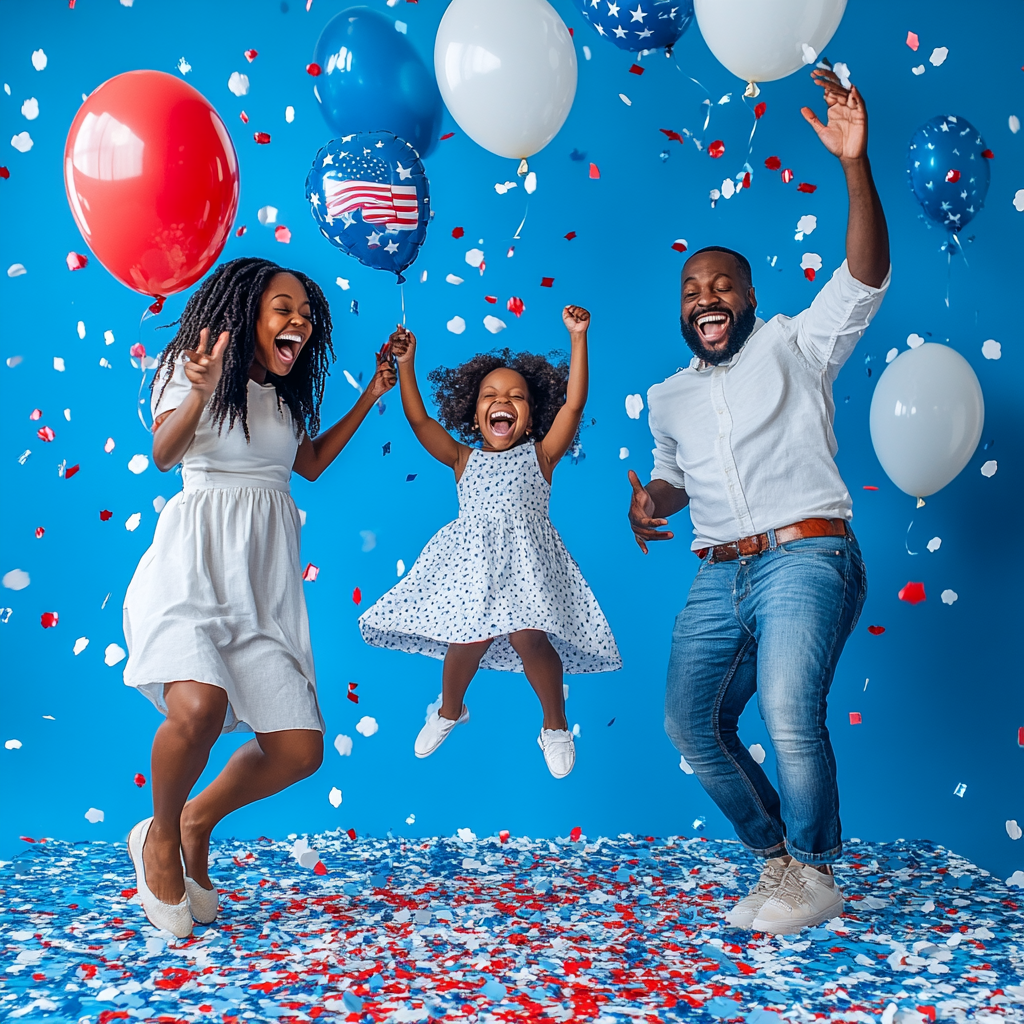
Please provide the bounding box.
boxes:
[415,705,469,758]
[127,818,193,938]
[724,855,792,928]
[537,729,575,778]
[751,862,844,934]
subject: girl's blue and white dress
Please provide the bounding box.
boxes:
[359,442,621,673]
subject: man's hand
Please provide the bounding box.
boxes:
[183,328,231,399]
[367,351,397,399]
[801,68,867,163]
[627,470,674,554]
[562,304,590,336]
[389,325,417,364]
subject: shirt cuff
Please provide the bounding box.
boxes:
[838,257,891,295]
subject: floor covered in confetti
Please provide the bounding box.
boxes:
[2,834,1022,1023]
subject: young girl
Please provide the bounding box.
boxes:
[358,305,621,778]
[122,257,394,937]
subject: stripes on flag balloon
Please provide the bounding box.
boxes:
[323,179,419,235]
[571,0,694,52]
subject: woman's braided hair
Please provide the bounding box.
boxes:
[427,348,576,446]
[153,257,334,439]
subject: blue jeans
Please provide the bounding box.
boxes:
[664,531,867,865]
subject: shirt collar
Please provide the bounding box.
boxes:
[688,316,767,371]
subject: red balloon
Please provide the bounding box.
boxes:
[64,71,239,298]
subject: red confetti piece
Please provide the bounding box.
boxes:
[804,268,816,282]
[41,612,59,628]
[981,149,994,159]
[567,26,573,35]
[302,563,319,582]
[708,139,725,158]
[346,828,357,840]
[917,1008,936,1024]
[313,861,328,875]
[244,49,258,62]
[754,101,767,119]
[629,63,644,75]
[499,830,510,843]
[134,773,146,787]
[660,128,684,143]
[1018,726,1024,747]
[439,132,455,141]
[671,240,688,253]
[0,166,9,179]
[849,712,862,725]
[100,510,112,521]
[781,168,794,183]
[796,182,817,193]
[66,251,88,271]
[507,296,524,317]
[120,887,137,898]
[906,31,919,50]
[867,625,886,635]
[253,132,271,144]
[65,464,80,479]
[148,296,165,315]
[588,163,600,179]
[898,581,926,604]
[569,826,582,842]
[741,171,751,189]
[239,111,249,124]
[862,485,879,490]
[235,225,247,237]
[306,63,321,76]
[20,836,38,843]
[34,527,44,538]
[945,169,960,183]
[274,225,291,243]
[764,155,781,170]
[564,230,577,240]
[130,343,146,358]
[484,295,497,304]
[30,409,41,420]
[37,426,55,442]
[540,277,554,287]
[451,226,465,238]
[353,587,362,605]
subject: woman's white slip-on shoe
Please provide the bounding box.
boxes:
[127,818,193,938]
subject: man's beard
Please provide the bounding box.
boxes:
[679,303,758,366]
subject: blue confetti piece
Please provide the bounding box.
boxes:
[406,473,417,481]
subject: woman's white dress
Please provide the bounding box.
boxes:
[122,361,324,734]
[359,442,621,673]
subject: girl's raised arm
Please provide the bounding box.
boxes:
[390,326,465,468]
[539,305,590,471]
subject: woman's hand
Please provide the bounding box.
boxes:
[562,304,590,336]
[367,350,398,400]
[183,328,231,399]
[389,325,417,363]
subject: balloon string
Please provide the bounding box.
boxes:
[742,94,760,157]
[400,281,406,327]
[671,60,712,142]
[905,519,918,556]
[136,300,156,435]
[513,199,529,241]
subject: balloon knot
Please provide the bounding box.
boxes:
[396,273,406,285]
[744,81,760,98]
[517,158,529,177]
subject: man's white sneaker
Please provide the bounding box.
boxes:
[127,818,193,938]
[537,729,575,778]
[751,862,844,934]
[724,855,792,928]
[415,705,469,758]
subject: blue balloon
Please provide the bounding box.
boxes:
[313,7,443,159]
[907,114,990,238]
[571,0,693,53]
[305,131,429,284]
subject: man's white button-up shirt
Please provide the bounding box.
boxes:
[647,260,890,550]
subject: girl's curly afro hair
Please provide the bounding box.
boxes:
[428,348,576,446]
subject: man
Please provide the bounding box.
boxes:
[627,69,889,935]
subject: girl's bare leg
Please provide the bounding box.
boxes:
[439,639,493,720]
[509,629,569,731]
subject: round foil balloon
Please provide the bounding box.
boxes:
[64,71,239,299]
[434,0,577,161]
[571,0,694,53]
[869,343,984,498]
[305,131,429,283]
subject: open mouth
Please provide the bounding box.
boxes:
[274,332,304,367]
[692,309,732,346]
[488,408,516,437]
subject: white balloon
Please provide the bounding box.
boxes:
[869,343,984,498]
[434,0,577,160]
[694,0,847,86]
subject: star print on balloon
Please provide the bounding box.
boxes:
[305,131,429,283]
[907,114,990,244]
[571,0,693,53]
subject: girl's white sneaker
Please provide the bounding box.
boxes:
[127,818,193,938]
[538,729,575,778]
[415,705,469,757]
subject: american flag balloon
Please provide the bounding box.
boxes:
[571,0,693,52]
[305,130,429,283]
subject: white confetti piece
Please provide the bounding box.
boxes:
[73,637,89,655]
[153,495,166,513]
[21,97,38,120]
[128,454,149,474]
[886,348,898,363]
[11,131,33,152]
[7,263,27,277]
[420,270,428,283]
[619,93,631,106]
[465,248,484,268]
[394,20,407,32]
[104,329,115,345]
[800,252,822,272]
[53,356,65,371]
[953,782,966,798]
[177,57,191,75]
[483,315,506,334]
[941,589,958,605]
[794,214,817,240]
[125,512,141,532]
[912,65,925,76]
[333,734,353,757]
[457,827,477,842]
[1007,820,1023,841]
[258,205,278,225]
[104,643,126,666]
[926,537,941,552]
[227,71,249,97]
[77,320,86,338]
[84,807,105,823]
[63,408,71,421]
[297,508,306,526]
[343,369,361,391]
[833,61,851,88]
[618,447,629,460]
[1008,870,1024,887]
[625,394,644,419]
[748,743,766,764]
[981,339,1001,360]
[328,787,342,808]
[721,178,735,199]
[524,171,537,194]
[678,754,694,774]
[285,105,295,123]
[1015,190,1024,213]
[582,45,591,60]
[397,559,405,576]
[980,460,997,477]
[1010,115,1021,134]
[4,739,22,750]
[104,437,115,453]
[8,357,23,368]
[359,530,376,552]
[928,46,948,66]
[447,316,466,334]
[406,812,416,824]
[445,273,464,285]
[907,333,925,349]
[356,716,378,737]
[31,49,47,71]
[801,43,817,64]
[2,569,30,591]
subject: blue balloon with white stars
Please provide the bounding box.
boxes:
[305,131,429,284]
[571,0,693,53]
[906,114,990,238]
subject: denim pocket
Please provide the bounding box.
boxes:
[777,535,848,558]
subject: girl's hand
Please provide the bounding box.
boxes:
[389,325,417,363]
[562,305,590,336]
[367,350,397,399]
[183,328,231,399]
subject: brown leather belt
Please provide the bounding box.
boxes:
[696,518,847,563]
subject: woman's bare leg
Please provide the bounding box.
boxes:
[509,629,568,731]
[438,639,493,721]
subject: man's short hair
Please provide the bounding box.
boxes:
[687,245,753,286]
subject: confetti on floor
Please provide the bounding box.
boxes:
[2,835,1022,1022]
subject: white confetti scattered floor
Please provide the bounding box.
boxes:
[2,835,1022,1022]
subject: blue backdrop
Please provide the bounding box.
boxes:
[1,0,1021,882]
